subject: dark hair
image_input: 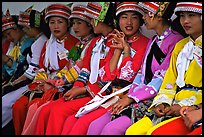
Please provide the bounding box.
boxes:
[38,11,51,38]
[29,10,39,28]
[171,16,188,38]
[162,2,177,24]
[103,2,116,28]
[161,2,188,38]
[11,15,23,30]
[69,18,89,27]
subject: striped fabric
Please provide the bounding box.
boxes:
[45,4,71,21]
[69,4,92,23]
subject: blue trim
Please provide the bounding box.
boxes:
[76,71,90,85]
[132,74,142,85]
[147,77,162,92]
[29,62,39,68]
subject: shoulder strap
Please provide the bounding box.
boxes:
[144,38,167,84]
[152,42,166,65]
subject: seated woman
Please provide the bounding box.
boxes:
[2,9,35,86]
[9,4,79,135]
[20,3,95,135]
[88,2,184,135]
[125,2,202,135]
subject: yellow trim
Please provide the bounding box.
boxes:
[126,116,153,135]
[34,71,48,81]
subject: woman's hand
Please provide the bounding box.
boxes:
[111,96,133,115]
[109,29,127,50]
[63,87,85,101]
[180,106,197,117]
[153,104,167,117]
[182,108,202,129]
[164,104,182,116]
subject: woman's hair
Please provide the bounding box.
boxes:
[40,11,51,38]
[171,16,188,38]
[11,15,23,30]
[160,2,188,38]
[103,2,116,28]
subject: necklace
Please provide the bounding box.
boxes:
[56,35,68,44]
[127,31,141,46]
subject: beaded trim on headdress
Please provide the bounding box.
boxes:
[174,2,202,14]
[138,2,159,15]
[116,2,144,16]
[2,9,17,32]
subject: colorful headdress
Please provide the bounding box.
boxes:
[2,9,17,32]
[116,2,144,17]
[174,2,202,15]
[138,2,170,17]
[86,2,111,26]
[18,5,41,28]
[69,4,92,23]
[44,4,71,22]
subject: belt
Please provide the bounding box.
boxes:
[176,84,202,92]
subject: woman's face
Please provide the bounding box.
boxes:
[72,18,92,39]
[22,26,33,38]
[90,18,102,34]
[119,11,141,38]
[179,11,202,39]
[3,28,21,43]
[48,16,69,40]
[142,9,158,30]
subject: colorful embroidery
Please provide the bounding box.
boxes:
[119,61,136,82]
[76,68,90,85]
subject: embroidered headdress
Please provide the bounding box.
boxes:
[86,2,111,26]
[18,5,42,28]
[116,2,144,17]
[138,2,177,20]
[69,4,93,23]
[2,9,17,32]
[44,3,71,22]
[138,2,171,17]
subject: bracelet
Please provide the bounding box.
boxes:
[193,105,200,110]
[122,52,130,55]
